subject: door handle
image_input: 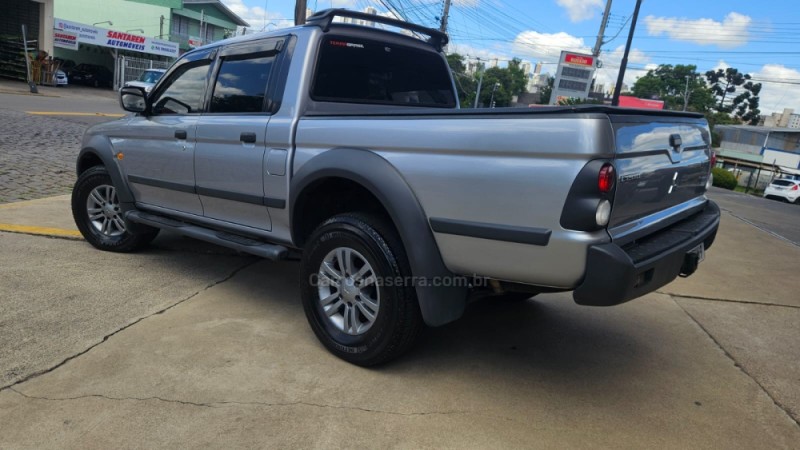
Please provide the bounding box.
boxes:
[240,132,257,144]
[174,130,187,140]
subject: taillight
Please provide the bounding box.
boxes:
[792,184,799,191]
[709,151,717,169]
[598,164,615,193]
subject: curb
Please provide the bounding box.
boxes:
[0,223,83,240]
[0,89,60,98]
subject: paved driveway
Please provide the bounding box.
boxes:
[0,197,798,448]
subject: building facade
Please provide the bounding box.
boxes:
[762,108,800,129]
[53,0,247,66]
[0,0,55,82]
[171,0,248,51]
[715,125,800,187]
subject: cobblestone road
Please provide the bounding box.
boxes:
[0,109,86,203]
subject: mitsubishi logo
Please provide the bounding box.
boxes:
[668,171,679,194]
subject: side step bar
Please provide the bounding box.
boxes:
[126,211,289,260]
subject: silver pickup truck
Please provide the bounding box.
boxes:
[71,9,720,365]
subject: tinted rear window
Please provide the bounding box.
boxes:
[772,180,795,187]
[311,36,456,108]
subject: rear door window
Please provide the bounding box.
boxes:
[312,36,456,107]
[210,54,275,113]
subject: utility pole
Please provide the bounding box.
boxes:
[683,75,691,111]
[592,0,612,56]
[439,0,452,33]
[474,59,485,108]
[199,9,205,44]
[612,0,642,107]
[295,0,308,25]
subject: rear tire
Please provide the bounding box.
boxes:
[300,213,423,366]
[72,166,159,252]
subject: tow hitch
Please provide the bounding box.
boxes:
[679,244,705,277]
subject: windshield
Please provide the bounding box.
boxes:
[771,180,795,187]
[138,70,164,83]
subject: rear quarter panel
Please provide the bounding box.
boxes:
[294,114,615,287]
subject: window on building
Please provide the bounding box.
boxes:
[210,54,275,113]
[311,36,456,107]
[171,15,190,37]
[152,62,210,114]
[204,24,216,44]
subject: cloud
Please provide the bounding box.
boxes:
[447,42,515,67]
[221,0,290,30]
[644,12,752,48]
[592,45,652,92]
[556,0,604,23]
[750,64,800,115]
[511,30,590,61]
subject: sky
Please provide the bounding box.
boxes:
[221,0,800,114]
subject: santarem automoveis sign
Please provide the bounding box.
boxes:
[54,18,178,58]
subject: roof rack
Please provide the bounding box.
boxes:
[305,8,449,51]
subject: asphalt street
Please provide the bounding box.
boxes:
[708,186,800,246]
[0,84,798,447]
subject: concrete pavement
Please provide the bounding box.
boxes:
[0,194,798,448]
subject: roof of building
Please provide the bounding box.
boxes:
[716,148,763,163]
[181,0,249,27]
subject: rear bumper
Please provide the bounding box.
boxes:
[573,200,720,306]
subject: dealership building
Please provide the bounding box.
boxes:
[1,0,247,87]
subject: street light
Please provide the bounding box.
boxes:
[126,28,145,34]
[93,21,113,27]
[489,82,500,108]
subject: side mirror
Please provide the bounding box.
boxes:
[119,86,148,113]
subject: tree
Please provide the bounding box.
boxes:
[446,55,529,108]
[631,64,714,112]
[537,77,553,105]
[446,53,477,107]
[705,67,762,125]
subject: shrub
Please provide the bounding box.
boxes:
[712,167,737,190]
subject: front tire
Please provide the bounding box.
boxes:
[72,166,159,252]
[300,213,423,366]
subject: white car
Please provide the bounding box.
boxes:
[763,179,800,204]
[55,70,68,86]
[123,69,166,93]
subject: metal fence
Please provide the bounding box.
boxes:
[113,56,171,91]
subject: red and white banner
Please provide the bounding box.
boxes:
[54,18,179,58]
[53,30,78,51]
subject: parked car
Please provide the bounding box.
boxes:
[55,70,68,86]
[763,179,800,203]
[124,69,166,93]
[69,63,113,88]
[71,9,720,366]
[55,58,76,74]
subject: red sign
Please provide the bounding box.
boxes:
[106,30,145,44]
[618,96,665,110]
[564,54,594,67]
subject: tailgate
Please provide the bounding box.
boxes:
[608,115,712,238]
